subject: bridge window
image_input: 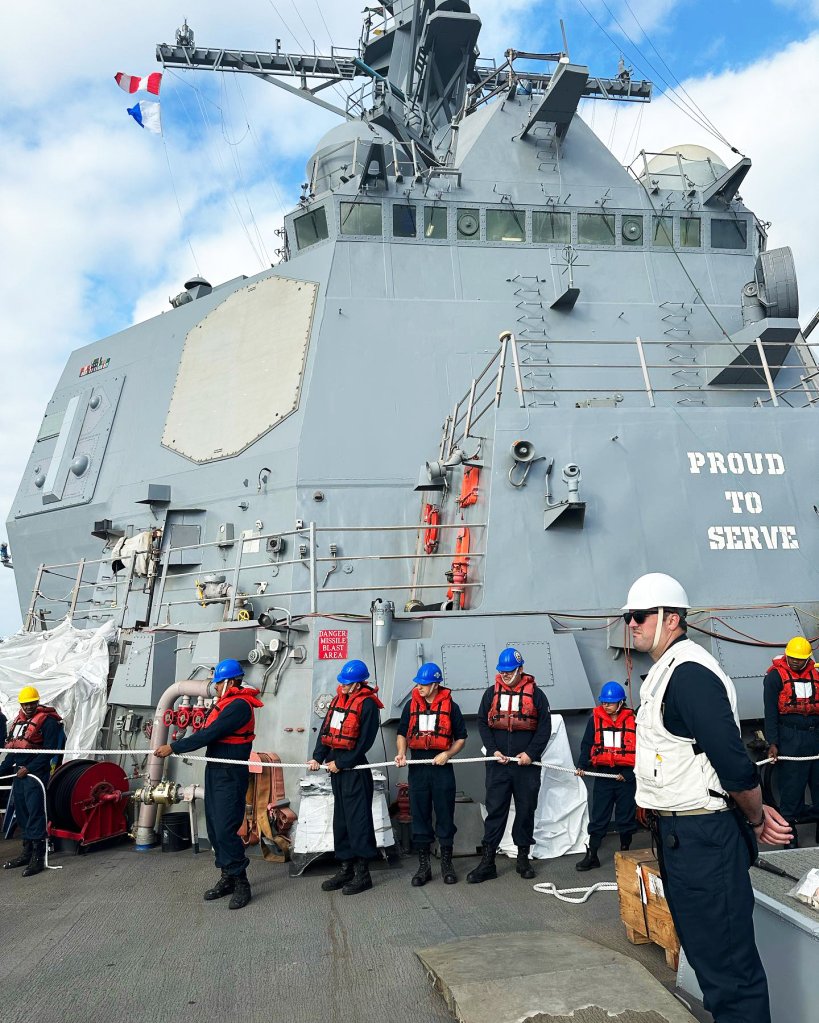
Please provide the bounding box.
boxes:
[680,217,701,248]
[424,206,447,239]
[711,218,748,250]
[652,216,674,247]
[532,211,571,244]
[487,208,526,243]
[392,204,417,238]
[340,201,382,236]
[578,213,616,245]
[294,207,328,250]
[457,208,480,241]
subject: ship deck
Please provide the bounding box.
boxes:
[0,833,688,1023]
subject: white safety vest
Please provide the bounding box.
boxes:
[635,638,739,812]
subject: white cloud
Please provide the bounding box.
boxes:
[0,2,816,634]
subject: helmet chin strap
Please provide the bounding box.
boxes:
[650,606,665,654]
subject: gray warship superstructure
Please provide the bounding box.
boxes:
[5,1,817,813]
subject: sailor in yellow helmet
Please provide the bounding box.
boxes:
[763,635,819,848]
[1,685,63,876]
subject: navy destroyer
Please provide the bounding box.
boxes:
[1,4,816,1020]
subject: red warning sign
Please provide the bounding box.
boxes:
[318,629,348,660]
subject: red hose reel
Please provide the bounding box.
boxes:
[48,760,130,848]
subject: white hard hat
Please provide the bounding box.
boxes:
[622,573,690,612]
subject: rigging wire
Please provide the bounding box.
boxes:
[161,136,201,275]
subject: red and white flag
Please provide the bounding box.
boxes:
[114,71,162,95]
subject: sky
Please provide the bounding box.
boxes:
[1,0,818,635]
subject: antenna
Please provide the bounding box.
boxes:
[560,19,570,61]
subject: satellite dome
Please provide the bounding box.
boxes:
[641,144,728,190]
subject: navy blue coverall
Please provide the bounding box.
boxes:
[577,716,637,841]
[313,698,380,861]
[0,714,62,841]
[763,668,819,824]
[477,685,551,849]
[171,701,251,876]
[397,700,468,847]
[653,649,769,1023]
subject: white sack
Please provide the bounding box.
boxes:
[293,770,393,854]
[0,620,113,760]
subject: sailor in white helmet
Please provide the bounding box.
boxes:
[625,573,791,1023]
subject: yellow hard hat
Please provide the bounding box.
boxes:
[785,636,812,660]
[18,685,40,704]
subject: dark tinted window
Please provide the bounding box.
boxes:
[392,205,416,238]
[711,218,747,250]
[294,207,328,249]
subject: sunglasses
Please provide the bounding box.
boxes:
[623,608,659,625]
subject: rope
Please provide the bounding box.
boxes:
[532,880,618,903]
[0,772,61,871]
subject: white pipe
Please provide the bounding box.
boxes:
[135,679,210,848]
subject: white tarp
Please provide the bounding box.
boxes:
[0,620,113,760]
[293,771,393,854]
[494,714,590,859]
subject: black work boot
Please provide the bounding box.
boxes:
[342,857,373,895]
[466,845,497,884]
[440,845,457,885]
[576,839,602,872]
[228,871,252,910]
[620,833,633,851]
[204,870,235,901]
[3,840,32,870]
[22,839,46,878]
[411,846,432,887]
[321,860,355,892]
[516,845,536,879]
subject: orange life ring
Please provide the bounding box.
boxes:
[423,503,440,554]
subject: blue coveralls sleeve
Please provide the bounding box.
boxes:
[524,688,552,760]
[664,662,758,792]
[0,712,6,749]
[171,700,251,755]
[763,669,782,747]
[451,703,468,741]
[19,716,63,775]
[477,686,496,754]
[396,703,411,738]
[578,716,595,770]
[332,698,380,769]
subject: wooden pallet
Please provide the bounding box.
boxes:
[614,850,681,971]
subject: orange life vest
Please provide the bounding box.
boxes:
[488,674,539,732]
[321,685,383,750]
[407,687,455,751]
[5,705,62,749]
[203,686,264,744]
[590,705,636,768]
[770,656,819,716]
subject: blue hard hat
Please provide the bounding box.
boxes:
[413,662,443,685]
[213,658,244,684]
[496,647,524,672]
[337,659,370,684]
[599,681,626,703]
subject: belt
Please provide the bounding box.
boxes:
[655,807,728,817]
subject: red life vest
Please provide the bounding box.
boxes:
[203,686,264,744]
[407,687,455,751]
[488,674,539,732]
[6,705,63,749]
[770,656,819,716]
[321,685,384,750]
[590,705,636,768]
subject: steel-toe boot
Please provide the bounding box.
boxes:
[576,839,602,871]
[440,845,457,884]
[228,870,252,910]
[22,839,46,877]
[466,845,497,884]
[411,845,432,887]
[3,840,32,870]
[516,845,535,879]
[321,860,355,891]
[342,857,373,895]
[620,833,633,851]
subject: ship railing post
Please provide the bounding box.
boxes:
[67,558,86,624]
[309,521,318,614]
[226,535,245,621]
[464,377,477,440]
[507,331,525,407]
[755,337,779,407]
[635,336,655,407]
[151,546,171,627]
[496,332,509,408]
[25,563,45,632]
[117,555,138,630]
[800,375,815,407]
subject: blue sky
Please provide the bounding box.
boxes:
[1,0,818,635]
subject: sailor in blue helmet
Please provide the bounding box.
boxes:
[575,681,637,870]
[308,659,384,895]
[154,658,263,910]
[467,647,552,883]
[395,662,468,886]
